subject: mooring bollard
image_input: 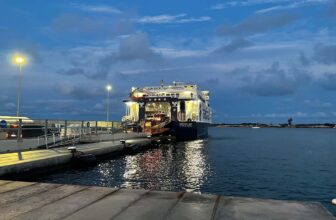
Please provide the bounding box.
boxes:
[120,139,126,148]
[67,146,77,158]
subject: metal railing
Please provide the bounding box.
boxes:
[0,118,123,155]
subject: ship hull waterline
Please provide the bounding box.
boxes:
[148,121,209,140]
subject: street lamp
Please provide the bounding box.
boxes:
[106,84,112,122]
[12,54,27,117]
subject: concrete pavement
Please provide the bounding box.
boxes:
[0,180,334,220]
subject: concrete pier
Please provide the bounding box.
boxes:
[0,180,334,220]
[0,136,156,177]
[0,132,147,153]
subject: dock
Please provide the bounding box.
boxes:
[0,134,158,177]
[0,132,147,153]
[0,180,334,220]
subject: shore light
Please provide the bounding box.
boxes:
[13,54,26,66]
[106,84,112,122]
[106,85,112,91]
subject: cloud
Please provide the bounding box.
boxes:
[4,102,16,110]
[59,33,161,80]
[256,0,330,13]
[313,44,336,64]
[58,67,108,80]
[53,14,101,33]
[217,12,299,37]
[239,62,310,96]
[215,38,253,53]
[303,99,332,108]
[72,4,122,14]
[136,14,211,24]
[318,73,336,90]
[55,82,104,99]
[210,0,286,10]
[210,4,227,10]
[113,33,161,61]
[52,14,133,37]
[211,0,329,11]
[251,111,336,119]
[327,1,336,16]
[96,33,161,77]
[260,111,308,118]
[205,78,220,85]
[298,52,311,66]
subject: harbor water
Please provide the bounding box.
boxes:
[34,127,336,215]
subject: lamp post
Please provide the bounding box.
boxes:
[106,84,112,122]
[12,54,26,161]
[12,55,26,117]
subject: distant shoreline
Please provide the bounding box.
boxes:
[211,123,336,129]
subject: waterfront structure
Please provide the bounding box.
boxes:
[123,81,212,139]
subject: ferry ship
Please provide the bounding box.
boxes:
[122,81,211,140]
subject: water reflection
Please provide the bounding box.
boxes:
[94,139,211,192]
[182,139,207,192]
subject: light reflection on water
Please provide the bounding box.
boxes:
[94,139,212,192]
[34,128,336,215]
[183,140,207,192]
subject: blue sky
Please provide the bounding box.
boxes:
[0,0,336,123]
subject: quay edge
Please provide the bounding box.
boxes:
[0,135,170,178]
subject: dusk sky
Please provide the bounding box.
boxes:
[0,0,336,123]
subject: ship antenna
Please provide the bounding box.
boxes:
[160,80,164,87]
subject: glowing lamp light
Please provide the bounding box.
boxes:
[106,85,112,91]
[12,55,26,65]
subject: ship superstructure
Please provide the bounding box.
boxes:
[123,82,211,139]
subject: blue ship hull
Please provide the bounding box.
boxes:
[168,121,209,140]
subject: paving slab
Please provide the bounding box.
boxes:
[13,186,118,220]
[166,193,218,220]
[113,190,184,220]
[0,181,36,193]
[214,196,335,220]
[65,189,149,220]
[0,184,86,219]
[0,182,60,205]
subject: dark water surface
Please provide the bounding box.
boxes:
[35,128,336,214]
